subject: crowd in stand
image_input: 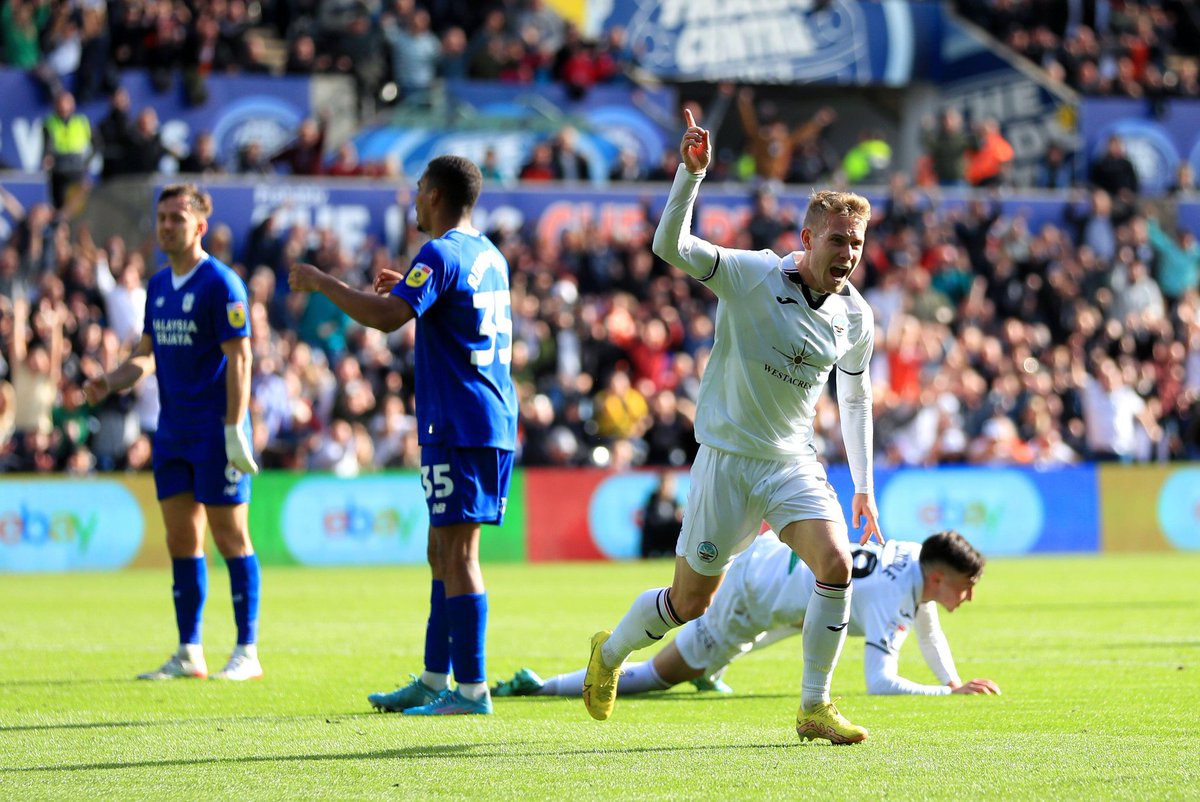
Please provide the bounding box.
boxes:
[2,139,1199,476]
[955,0,1200,98]
[3,1,1200,476]
[0,0,630,111]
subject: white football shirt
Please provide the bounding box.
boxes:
[697,247,874,461]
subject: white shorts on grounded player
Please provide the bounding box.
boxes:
[676,445,846,576]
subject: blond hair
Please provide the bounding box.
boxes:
[803,189,871,233]
[158,183,213,218]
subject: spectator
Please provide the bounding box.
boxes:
[736,87,837,184]
[842,129,893,184]
[594,367,648,441]
[271,114,328,176]
[1036,141,1076,189]
[383,7,441,105]
[42,91,91,214]
[1081,358,1159,461]
[179,131,225,175]
[7,294,64,437]
[97,87,135,179]
[1146,216,1200,303]
[121,108,180,175]
[438,26,470,81]
[1090,135,1139,197]
[963,118,1014,187]
[2,0,50,71]
[639,471,683,559]
[922,109,972,186]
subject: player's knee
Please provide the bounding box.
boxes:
[813,549,852,584]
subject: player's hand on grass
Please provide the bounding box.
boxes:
[224,424,260,475]
[83,374,110,405]
[374,268,404,295]
[287,261,325,293]
[681,109,711,174]
[852,492,884,545]
[950,678,1001,695]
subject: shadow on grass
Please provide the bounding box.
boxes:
[0,678,138,688]
[4,739,803,773]
[0,712,381,734]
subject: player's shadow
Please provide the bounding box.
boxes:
[631,691,797,703]
[3,741,801,773]
[0,712,376,734]
[0,678,135,688]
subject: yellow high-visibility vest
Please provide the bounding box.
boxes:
[45,114,90,155]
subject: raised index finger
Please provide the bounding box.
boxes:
[684,108,696,129]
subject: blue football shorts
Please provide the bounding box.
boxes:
[420,445,513,527]
[153,426,252,505]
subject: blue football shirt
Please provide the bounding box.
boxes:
[389,228,518,450]
[143,255,251,436]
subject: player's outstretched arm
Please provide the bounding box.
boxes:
[83,333,156,404]
[650,109,721,281]
[914,604,1000,694]
[289,261,414,332]
[864,646,957,696]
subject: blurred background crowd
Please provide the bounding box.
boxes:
[1,0,1199,477]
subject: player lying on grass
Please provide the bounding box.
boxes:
[495,530,1000,699]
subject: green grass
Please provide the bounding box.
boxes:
[2,553,1199,800]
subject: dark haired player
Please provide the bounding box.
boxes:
[86,183,262,682]
[290,156,517,715]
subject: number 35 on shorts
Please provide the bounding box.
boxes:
[421,464,456,501]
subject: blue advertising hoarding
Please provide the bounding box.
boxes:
[838,465,1101,555]
[191,179,1147,267]
[0,68,310,174]
[589,0,942,85]
[583,464,1100,560]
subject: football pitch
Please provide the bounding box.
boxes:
[2,553,1198,800]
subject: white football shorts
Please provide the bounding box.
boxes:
[676,445,846,576]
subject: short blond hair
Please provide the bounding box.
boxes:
[158,183,213,218]
[803,189,871,233]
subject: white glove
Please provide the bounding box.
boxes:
[224,424,259,475]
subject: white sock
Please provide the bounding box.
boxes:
[232,643,258,660]
[618,661,672,694]
[179,643,204,662]
[601,588,683,668]
[538,668,586,696]
[801,580,852,712]
[538,661,670,696]
[456,681,488,701]
[420,671,449,691]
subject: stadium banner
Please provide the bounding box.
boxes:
[524,464,1101,561]
[1099,465,1200,552]
[247,470,527,566]
[586,0,942,85]
[187,178,1146,268]
[0,67,311,174]
[352,80,676,183]
[0,477,146,572]
[1080,98,1200,196]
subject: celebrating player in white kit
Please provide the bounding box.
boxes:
[505,530,1000,699]
[583,110,883,744]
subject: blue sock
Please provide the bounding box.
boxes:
[447,592,487,684]
[172,557,207,645]
[225,554,261,646]
[424,580,451,675]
